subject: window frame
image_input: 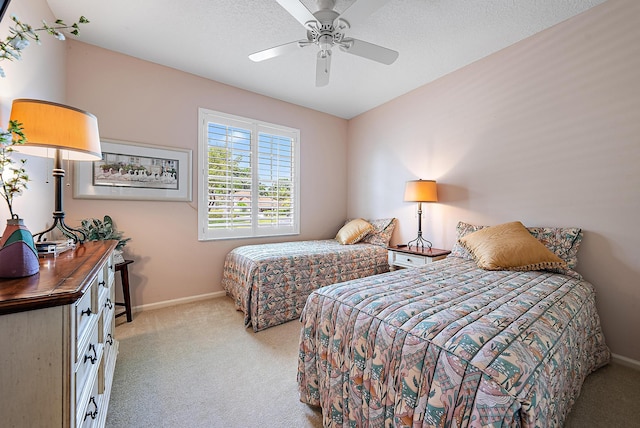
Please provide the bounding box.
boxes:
[197,108,300,241]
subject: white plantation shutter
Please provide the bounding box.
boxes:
[198,109,300,240]
[257,128,296,229]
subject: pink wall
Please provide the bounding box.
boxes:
[348,0,640,361]
[64,42,348,308]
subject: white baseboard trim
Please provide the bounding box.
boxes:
[132,291,227,314]
[611,353,640,370]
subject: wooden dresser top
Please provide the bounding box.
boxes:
[0,240,117,315]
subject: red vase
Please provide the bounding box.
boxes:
[0,217,40,278]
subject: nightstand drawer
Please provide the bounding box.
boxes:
[393,253,428,268]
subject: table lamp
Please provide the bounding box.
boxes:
[9,99,102,243]
[404,179,438,250]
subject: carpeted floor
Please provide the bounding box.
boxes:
[106,298,640,428]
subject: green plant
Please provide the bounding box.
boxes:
[79,215,130,250]
[0,120,29,218]
[1,15,89,77]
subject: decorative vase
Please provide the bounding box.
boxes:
[0,217,40,278]
[113,249,125,265]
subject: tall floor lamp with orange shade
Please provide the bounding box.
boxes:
[9,98,102,243]
[404,179,438,250]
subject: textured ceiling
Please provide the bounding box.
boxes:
[47,0,605,119]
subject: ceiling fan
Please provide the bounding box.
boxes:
[249,0,399,87]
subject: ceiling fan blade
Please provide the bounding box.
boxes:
[249,40,305,62]
[276,0,317,28]
[340,38,399,65]
[316,51,331,87]
[338,0,389,26]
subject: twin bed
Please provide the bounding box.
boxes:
[296,221,610,427]
[222,218,396,332]
[223,219,610,427]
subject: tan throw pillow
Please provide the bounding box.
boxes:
[335,218,374,245]
[460,221,567,271]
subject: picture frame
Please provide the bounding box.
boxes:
[74,139,192,201]
[0,0,12,23]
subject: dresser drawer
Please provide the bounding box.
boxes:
[97,259,113,294]
[106,255,115,287]
[103,330,115,377]
[75,282,98,362]
[102,303,116,372]
[76,322,102,408]
[98,281,113,317]
[77,372,100,428]
[102,287,115,331]
[101,266,115,345]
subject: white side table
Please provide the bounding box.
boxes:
[387,246,451,270]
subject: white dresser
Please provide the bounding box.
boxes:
[0,241,119,427]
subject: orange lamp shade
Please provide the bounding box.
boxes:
[9,99,102,161]
[404,179,438,203]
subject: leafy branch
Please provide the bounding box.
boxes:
[80,216,131,250]
[0,120,29,218]
[0,15,89,77]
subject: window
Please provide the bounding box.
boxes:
[198,108,300,240]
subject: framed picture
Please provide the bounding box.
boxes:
[74,139,192,201]
[0,0,12,23]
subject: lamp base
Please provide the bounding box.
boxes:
[33,153,86,244]
[33,215,86,244]
[407,235,433,250]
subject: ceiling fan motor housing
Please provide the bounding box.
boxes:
[307,9,347,50]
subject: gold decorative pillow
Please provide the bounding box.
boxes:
[335,218,374,245]
[459,221,567,271]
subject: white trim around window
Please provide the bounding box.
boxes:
[197,108,300,241]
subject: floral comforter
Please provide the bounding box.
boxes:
[298,257,610,427]
[222,240,389,332]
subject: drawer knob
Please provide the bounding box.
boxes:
[81,308,92,317]
[105,298,113,310]
[84,397,98,421]
[106,333,114,346]
[84,343,98,364]
[99,280,106,287]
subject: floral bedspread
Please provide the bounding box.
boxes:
[298,257,610,427]
[222,240,389,332]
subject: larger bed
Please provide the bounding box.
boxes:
[222,218,396,332]
[297,221,610,427]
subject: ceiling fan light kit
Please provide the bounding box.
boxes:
[249,0,399,87]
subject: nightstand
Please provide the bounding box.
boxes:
[387,246,451,270]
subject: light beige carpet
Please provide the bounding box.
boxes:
[106,298,640,428]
